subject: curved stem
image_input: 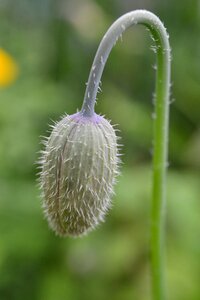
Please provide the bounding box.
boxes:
[81,10,171,300]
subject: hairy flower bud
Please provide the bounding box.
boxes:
[39,112,120,237]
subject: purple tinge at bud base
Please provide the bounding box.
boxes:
[39,112,120,237]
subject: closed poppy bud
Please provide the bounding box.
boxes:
[39,112,120,237]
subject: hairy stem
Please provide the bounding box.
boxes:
[81,10,171,300]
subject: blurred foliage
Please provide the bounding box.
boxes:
[0,0,199,300]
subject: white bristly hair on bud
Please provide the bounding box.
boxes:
[38,112,120,237]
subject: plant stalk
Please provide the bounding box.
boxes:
[81,10,171,300]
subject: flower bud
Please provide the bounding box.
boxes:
[39,112,120,237]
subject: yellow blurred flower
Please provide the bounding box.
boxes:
[0,48,19,87]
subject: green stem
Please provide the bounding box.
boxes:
[81,10,171,300]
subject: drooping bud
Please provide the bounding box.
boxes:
[39,112,120,237]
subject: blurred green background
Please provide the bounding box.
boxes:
[0,0,200,299]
